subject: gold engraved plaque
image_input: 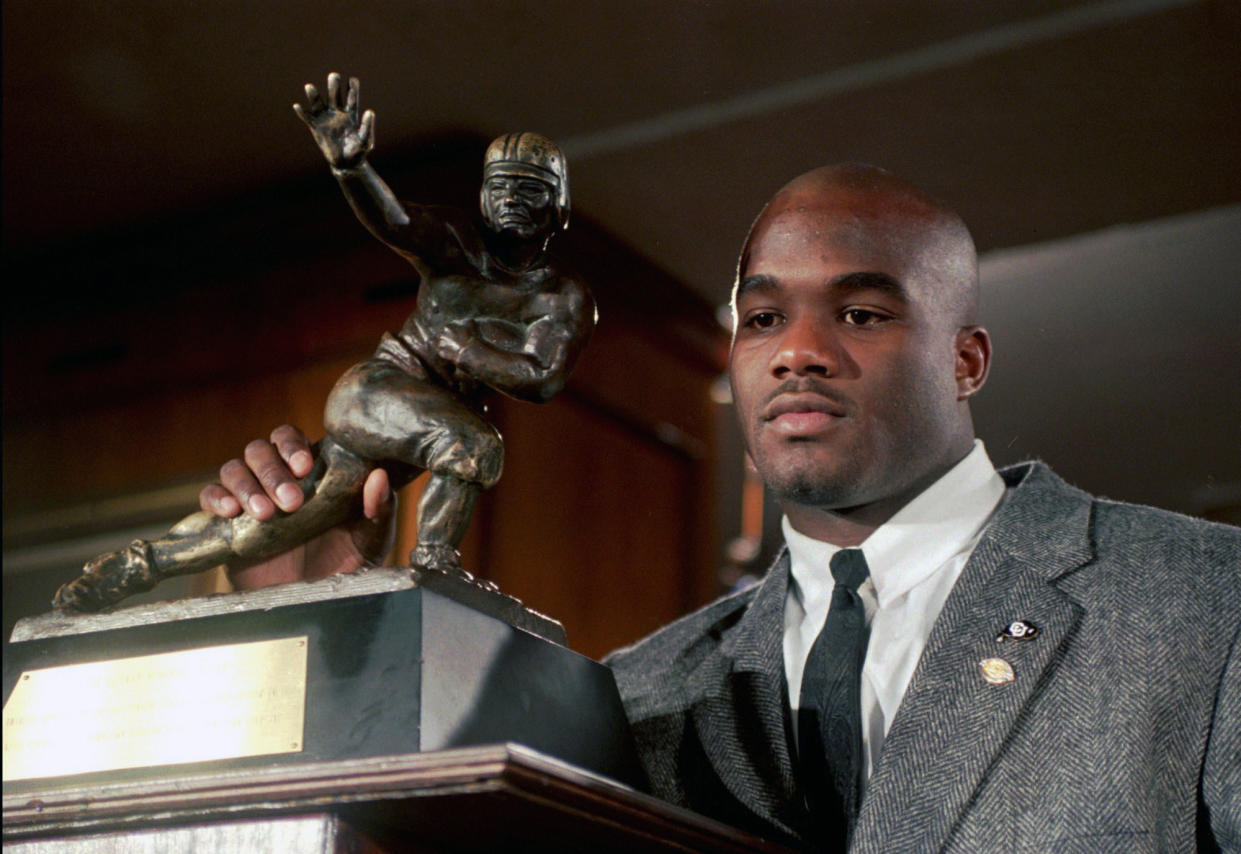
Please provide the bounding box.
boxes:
[3,636,308,782]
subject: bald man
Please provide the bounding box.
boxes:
[203,165,1239,852]
[606,165,1240,852]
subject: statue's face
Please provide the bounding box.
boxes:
[481,173,557,239]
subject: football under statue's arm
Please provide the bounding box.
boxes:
[436,282,596,403]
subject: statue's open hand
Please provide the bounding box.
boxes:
[201,425,395,590]
[293,72,375,170]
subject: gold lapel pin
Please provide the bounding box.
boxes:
[979,658,1015,685]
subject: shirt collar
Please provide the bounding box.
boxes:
[783,440,1005,609]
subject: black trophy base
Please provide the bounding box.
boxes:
[3,568,644,796]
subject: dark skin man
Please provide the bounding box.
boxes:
[730,163,989,544]
[602,165,1238,850]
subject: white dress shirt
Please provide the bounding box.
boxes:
[782,440,1006,782]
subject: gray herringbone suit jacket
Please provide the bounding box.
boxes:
[607,463,1241,853]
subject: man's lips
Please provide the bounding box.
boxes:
[762,392,847,434]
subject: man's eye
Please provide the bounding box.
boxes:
[744,311,781,329]
[841,308,886,326]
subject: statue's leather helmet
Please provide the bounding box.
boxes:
[481,132,570,229]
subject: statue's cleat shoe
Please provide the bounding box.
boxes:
[409,543,471,579]
[52,539,159,612]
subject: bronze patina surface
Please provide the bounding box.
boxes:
[54,73,594,612]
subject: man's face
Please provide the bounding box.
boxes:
[481,173,556,239]
[729,194,972,519]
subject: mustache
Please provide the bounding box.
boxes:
[762,379,851,411]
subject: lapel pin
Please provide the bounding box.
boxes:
[979,658,1015,685]
[996,619,1039,643]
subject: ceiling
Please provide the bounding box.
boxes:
[4,0,1239,516]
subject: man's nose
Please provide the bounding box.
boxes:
[771,318,839,377]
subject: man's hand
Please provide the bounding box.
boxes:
[293,72,375,170]
[200,425,395,590]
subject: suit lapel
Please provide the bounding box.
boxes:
[688,551,806,838]
[853,464,1095,853]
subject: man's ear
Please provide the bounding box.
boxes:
[955,326,991,400]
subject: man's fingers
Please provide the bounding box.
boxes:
[270,424,313,478]
[219,457,274,520]
[242,439,303,514]
[359,110,375,150]
[355,468,396,564]
[200,483,241,517]
[362,468,391,521]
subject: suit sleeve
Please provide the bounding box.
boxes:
[1204,619,1241,851]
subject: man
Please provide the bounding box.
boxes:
[200,164,1240,852]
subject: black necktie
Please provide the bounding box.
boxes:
[797,548,870,849]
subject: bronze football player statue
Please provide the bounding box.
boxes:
[53,73,594,612]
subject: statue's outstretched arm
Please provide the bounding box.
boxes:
[294,73,442,274]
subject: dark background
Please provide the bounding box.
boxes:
[5,0,1239,653]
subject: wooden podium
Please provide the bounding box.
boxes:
[3,743,800,852]
[4,571,802,852]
